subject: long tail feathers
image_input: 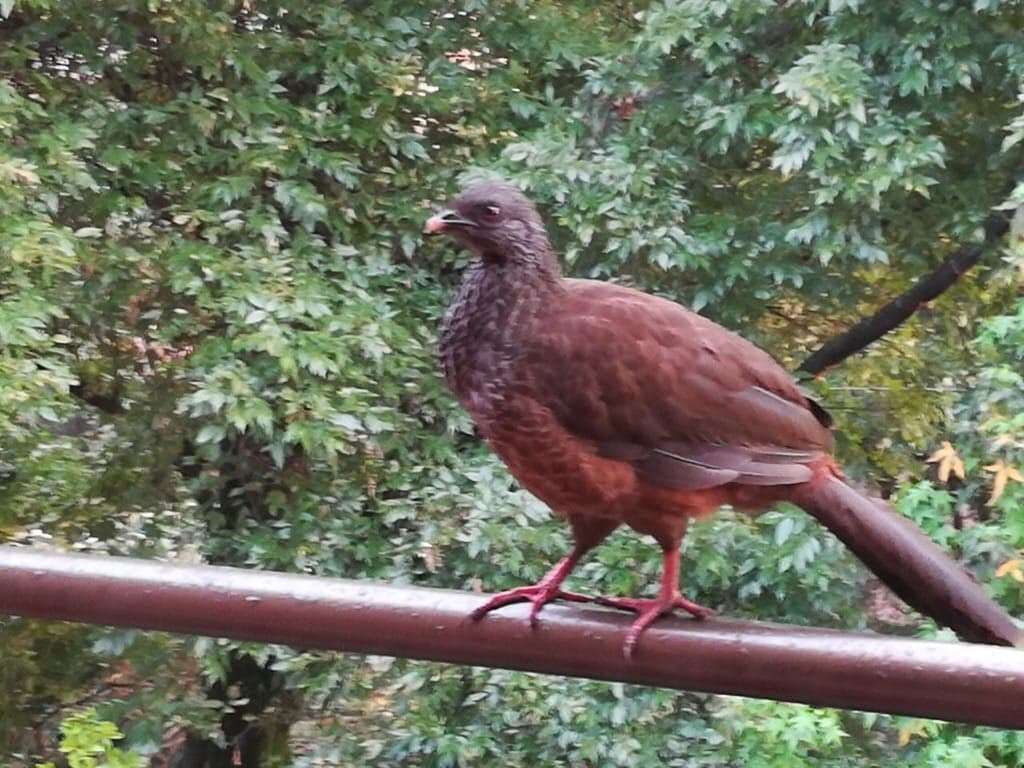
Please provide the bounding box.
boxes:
[791,473,1023,647]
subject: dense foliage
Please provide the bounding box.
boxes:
[2,0,1023,765]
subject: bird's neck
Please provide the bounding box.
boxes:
[438,258,560,402]
[492,236,561,275]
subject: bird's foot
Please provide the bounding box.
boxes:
[595,593,714,658]
[470,583,594,628]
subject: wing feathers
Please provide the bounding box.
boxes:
[639,449,740,489]
[520,280,833,493]
[599,440,816,490]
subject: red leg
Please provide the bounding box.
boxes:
[471,516,618,628]
[470,550,593,627]
[596,546,713,658]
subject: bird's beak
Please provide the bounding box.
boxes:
[424,209,477,235]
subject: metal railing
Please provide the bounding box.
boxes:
[1,546,1022,729]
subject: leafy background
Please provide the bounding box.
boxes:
[2,0,1024,765]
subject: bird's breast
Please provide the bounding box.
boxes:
[438,268,547,411]
[476,391,636,516]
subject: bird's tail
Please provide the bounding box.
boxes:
[790,472,1023,647]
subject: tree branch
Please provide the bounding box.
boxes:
[798,213,1011,376]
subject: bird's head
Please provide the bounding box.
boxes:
[424,181,556,270]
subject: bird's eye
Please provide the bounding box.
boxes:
[482,204,501,219]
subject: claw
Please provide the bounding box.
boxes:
[596,593,713,659]
[469,551,595,627]
[471,584,594,627]
[468,545,710,655]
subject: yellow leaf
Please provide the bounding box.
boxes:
[995,559,1023,582]
[9,164,39,185]
[897,720,930,746]
[926,442,951,464]
[984,460,1023,505]
[926,441,964,484]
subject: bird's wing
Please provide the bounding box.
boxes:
[513,279,833,490]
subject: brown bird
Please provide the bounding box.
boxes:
[425,180,1022,656]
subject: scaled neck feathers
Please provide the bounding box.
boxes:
[483,222,561,277]
[438,243,562,405]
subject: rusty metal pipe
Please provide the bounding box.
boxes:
[1,546,1022,728]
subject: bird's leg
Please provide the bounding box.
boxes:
[470,550,593,627]
[470,516,618,628]
[595,545,713,658]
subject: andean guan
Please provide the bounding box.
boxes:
[424,180,1022,657]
